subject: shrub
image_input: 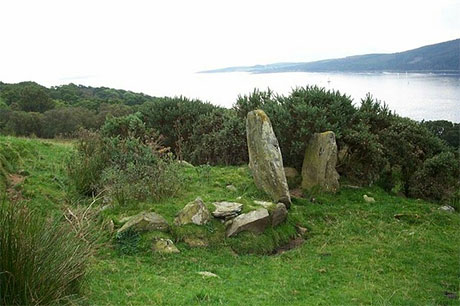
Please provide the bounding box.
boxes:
[185,108,248,165]
[0,202,94,305]
[69,114,183,203]
[41,107,97,138]
[139,96,218,155]
[409,151,460,202]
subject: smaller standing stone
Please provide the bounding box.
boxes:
[212,202,243,220]
[175,197,211,226]
[301,131,340,192]
[226,208,270,237]
[152,239,180,254]
[271,203,288,227]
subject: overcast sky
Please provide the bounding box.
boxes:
[0,0,459,86]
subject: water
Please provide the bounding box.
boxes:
[66,71,460,122]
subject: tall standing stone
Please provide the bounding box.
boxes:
[301,131,340,192]
[246,110,291,207]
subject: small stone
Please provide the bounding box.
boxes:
[117,212,169,234]
[254,200,275,209]
[226,208,270,237]
[284,167,299,178]
[177,160,194,167]
[296,225,308,236]
[439,205,455,212]
[271,203,288,227]
[212,201,243,219]
[226,184,237,192]
[363,195,376,203]
[152,239,180,254]
[175,197,211,226]
[197,271,219,278]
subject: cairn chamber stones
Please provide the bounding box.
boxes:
[246,110,291,208]
[301,131,340,192]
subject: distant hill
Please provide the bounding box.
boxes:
[202,39,460,74]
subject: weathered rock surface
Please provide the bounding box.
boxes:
[152,239,180,254]
[301,131,340,192]
[247,110,291,208]
[271,203,288,227]
[174,197,211,225]
[439,205,455,212]
[363,195,376,203]
[226,208,270,237]
[212,201,243,220]
[117,212,169,234]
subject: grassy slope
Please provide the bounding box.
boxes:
[1,136,459,305]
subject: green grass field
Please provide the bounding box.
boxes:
[1,136,459,305]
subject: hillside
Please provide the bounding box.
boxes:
[202,38,460,73]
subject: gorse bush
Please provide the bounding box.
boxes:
[68,113,183,204]
[0,202,94,305]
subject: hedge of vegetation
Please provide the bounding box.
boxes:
[1,81,458,204]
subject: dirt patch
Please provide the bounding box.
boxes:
[6,173,25,202]
[272,237,304,255]
[290,188,304,199]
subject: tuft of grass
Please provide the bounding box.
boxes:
[0,201,95,305]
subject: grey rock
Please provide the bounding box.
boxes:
[174,197,211,225]
[177,160,194,167]
[247,110,291,208]
[226,184,237,192]
[152,239,180,254]
[439,205,455,212]
[271,203,288,227]
[301,131,340,192]
[363,195,376,203]
[197,271,219,278]
[117,212,169,234]
[212,201,243,219]
[226,208,270,237]
[284,167,299,178]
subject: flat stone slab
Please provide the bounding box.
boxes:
[117,212,169,234]
[226,208,270,237]
[212,201,243,219]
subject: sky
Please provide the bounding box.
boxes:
[0,0,459,87]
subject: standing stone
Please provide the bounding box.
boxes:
[174,197,211,226]
[246,110,291,208]
[301,131,340,192]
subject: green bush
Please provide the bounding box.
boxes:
[409,151,460,202]
[139,96,218,156]
[185,108,247,165]
[0,202,94,305]
[69,114,183,203]
[41,107,97,138]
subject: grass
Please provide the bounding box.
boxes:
[1,135,459,305]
